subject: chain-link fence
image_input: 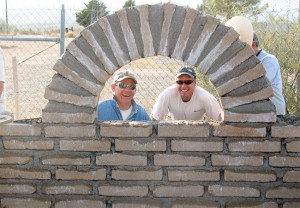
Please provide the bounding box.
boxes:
[0,5,299,120]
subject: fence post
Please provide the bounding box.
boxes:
[60,4,65,55]
[12,57,19,119]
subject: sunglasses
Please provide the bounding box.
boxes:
[176,80,194,85]
[115,82,136,90]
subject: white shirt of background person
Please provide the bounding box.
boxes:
[0,48,6,113]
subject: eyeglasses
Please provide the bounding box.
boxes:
[115,82,136,90]
[176,80,194,85]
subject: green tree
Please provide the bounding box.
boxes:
[123,0,135,8]
[76,0,109,27]
[198,0,268,21]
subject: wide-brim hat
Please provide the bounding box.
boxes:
[225,16,254,46]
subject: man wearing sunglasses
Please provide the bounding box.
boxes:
[152,67,223,121]
[97,71,150,121]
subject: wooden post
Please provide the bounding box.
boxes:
[12,56,19,119]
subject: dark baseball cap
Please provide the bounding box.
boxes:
[175,67,196,79]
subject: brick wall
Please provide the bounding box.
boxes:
[1,3,299,208]
[0,121,299,207]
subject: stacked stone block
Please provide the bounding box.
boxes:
[0,121,299,207]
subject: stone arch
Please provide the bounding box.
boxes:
[42,3,276,124]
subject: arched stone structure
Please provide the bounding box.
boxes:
[42,3,276,124]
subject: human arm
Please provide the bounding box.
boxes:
[205,93,224,121]
[151,90,170,120]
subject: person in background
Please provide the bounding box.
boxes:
[252,33,286,115]
[152,67,224,121]
[0,48,6,114]
[97,71,150,121]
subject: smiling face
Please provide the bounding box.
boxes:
[112,78,136,110]
[176,74,196,102]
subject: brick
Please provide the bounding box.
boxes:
[52,59,101,95]
[283,171,300,182]
[224,111,276,123]
[56,199,105,208]
[0,123,41,136]
[0,167,50,179]
[272,125,300,138]
[216,62,266,96]
[103,122,150,139]
[208,185,260,197]
[222,86,273,109]
[266,187,300,198]
[115,139,166,151]
[3,140,53,150]
[113,200,163,208]
[226,202,277,208]
[98,18,129,66]
[1,198,51,208]
[284,202,300,208]
[56,168,106,180]
[112,169,163,180]
[158,121,209,137]
[171,200,219,208]
[229,140,281,152]
[80,29,117,73]
[269,156,300,167]
[153,185,204,197]
[41,155,90,165]
[199,28,239,74]
[98,185,148,196]
[168,170,219,181]
[42,112,96,124]
[171,7,199,59]
[60,140,111,152]
[212,155,263,166]
[45,125,95,138]
[171,140,223,152]
[158,3,176,56]
[44,87,97,108]
[96,153,147,166]
[214,125,266,137]
[154,154,205,166]
[136,5,155,57]
[286,141,300,152]
[100,121,153,137]
[43,184,91,195]
[224,170,276,182]
[0,184,35,194]
[0,153,33,164]
[66,41,111,83]
[186,16,219,66]
[116,8,143,60]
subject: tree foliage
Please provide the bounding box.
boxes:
[123,0,135,8]
[76,0,109,27]
[198,0,268,21]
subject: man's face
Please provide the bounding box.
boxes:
[112,78,136,106]
[176,74,196,102]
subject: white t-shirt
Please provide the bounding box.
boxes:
[152,85,224,121]
[120,105,132,120]
[0,48,6,113]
